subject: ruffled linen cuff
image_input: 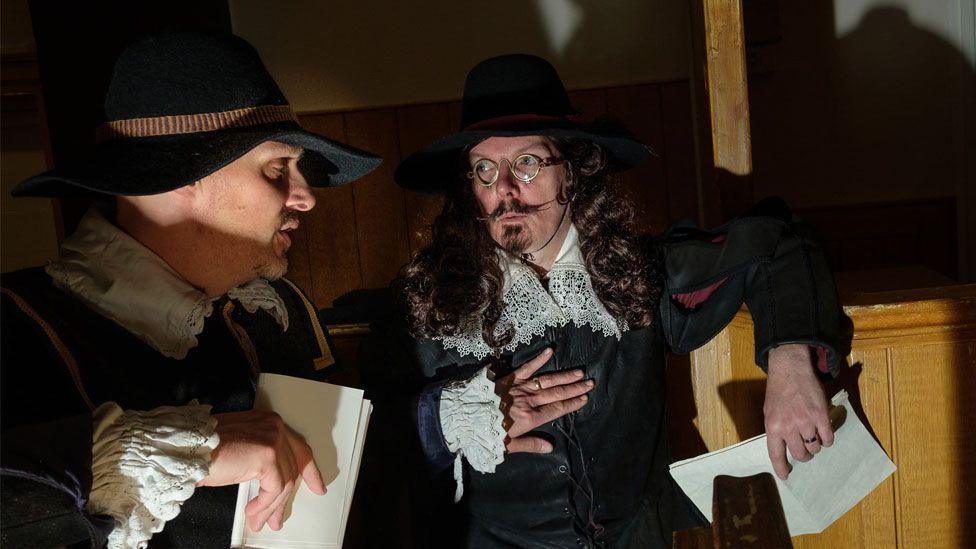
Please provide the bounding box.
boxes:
[87,401,219,549]
[439,368,506,502]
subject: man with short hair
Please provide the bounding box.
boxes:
[392,54,849,547]
[1,31,380,548]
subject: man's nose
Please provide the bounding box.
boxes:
[286,173,317,212]
[493,161,521,198]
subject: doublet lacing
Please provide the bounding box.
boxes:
[436,225,620,544]
[558,413,605,546]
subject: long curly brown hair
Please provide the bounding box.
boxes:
[394,137,661,348]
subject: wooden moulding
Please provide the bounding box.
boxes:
[843,285,976,348]
[721,285,976,350]
[325,285,976,350]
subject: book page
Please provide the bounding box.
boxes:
[231,373,372,548]
[669,391,896,536]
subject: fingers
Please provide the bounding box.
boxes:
[284,426,326,495]
[506,435,553,454]
[513,348,553,381]
[766,436,792,480]
[532,394,589,428]
[816,411,835,448]
[268,502,287,531]
[801,433,823,455]
[530,368,585,391]
[249,478,294,531]
[529,379,595,407]
[785,432,813,464]
[245,469,287,531]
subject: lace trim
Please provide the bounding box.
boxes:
[48,259,216,359]
[437,263,627,360]
[227,278,290,331]
[439,368,506,501]
[87,401,219,549]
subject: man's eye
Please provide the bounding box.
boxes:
[475,160,493,172]
[517,155,540,167]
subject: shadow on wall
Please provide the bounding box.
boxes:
[830,7,973,204]
[749,4,975,280]
[228,0,690,112]
[752,4,974,205]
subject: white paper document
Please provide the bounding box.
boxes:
[231,373,373,548]
[669,390,895,536]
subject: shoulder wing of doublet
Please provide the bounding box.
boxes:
[663,217,788,291]
[413,336,486,379]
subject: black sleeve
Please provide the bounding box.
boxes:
[1,414,113,549]
[1,290,94,430]
[658,196,851,376]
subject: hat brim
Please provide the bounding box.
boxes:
[394,121,651,194]
[12,121,382,198]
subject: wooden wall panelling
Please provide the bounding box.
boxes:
[847,348,897,549]
[395,104,449,253]
[795,199,958,280]
[681,287,976,547]
[284,206,313,295]
[606,84,670,235]
[566,89,608,121]
[916,199,958,278]
[295,113,363,306]
[687,312,762,450]
[660,82,703,226]
[890,341,976,547]
[447,101,463,131]
[344,109,411,289]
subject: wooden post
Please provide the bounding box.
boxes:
[689,0,755,224]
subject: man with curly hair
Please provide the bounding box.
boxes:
[390,54,849,548]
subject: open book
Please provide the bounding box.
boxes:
[231,373,373,548]
[669,390,895,536]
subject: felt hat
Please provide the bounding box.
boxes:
[13,31,381,197]
[394,54,650,194]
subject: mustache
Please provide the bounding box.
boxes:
[279,210,299,227]
[480,198,556,222]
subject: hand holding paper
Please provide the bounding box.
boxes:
[231,374,372,549]
[200,410,326,531]
[669,391,896,536]
[763,343,834,479]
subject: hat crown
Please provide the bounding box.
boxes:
[459,54,575,129]
[104,31,288,122]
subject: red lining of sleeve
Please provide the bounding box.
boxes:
[669,234,730,309]
[672,277,729,310]
[815,345,829,374]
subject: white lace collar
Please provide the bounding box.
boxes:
[46,208,289,359]
[437,224,628,360]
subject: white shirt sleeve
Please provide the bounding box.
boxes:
[86,401,219,549]
[439,367,507,502]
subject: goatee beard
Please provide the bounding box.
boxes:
[500,225,530,254]
[257,257,288,281]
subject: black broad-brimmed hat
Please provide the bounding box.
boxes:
[394,54,651,194]
[13,31,381,197]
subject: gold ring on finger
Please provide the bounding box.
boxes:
[803,435,818,444]
[532,378,543,391]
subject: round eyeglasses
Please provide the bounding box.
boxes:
[467,153,565,187]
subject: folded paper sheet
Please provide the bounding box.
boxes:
[669,390,895,536]
[231,373,373,548]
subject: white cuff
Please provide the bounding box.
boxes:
[87,401,219,549]
[439,368,506,502]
